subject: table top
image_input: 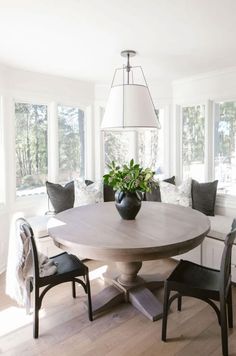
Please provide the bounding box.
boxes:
[48,202,210,262]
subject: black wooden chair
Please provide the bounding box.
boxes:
[18,218,93,338]
[162,219,236,356]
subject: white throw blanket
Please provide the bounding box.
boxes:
[6,217,57,306]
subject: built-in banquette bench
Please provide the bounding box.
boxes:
[28,181,236,282]
[174,214,236,283]
[28,209,236,283]
[27,183,116,258]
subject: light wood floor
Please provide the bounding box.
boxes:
[0,259,236,356]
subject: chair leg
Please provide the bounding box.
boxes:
[220,297,228,356]
[72,280,76,298]
[162,283,170,342]
[33,286,40,339]
[177,294,182,311]
[85,273,93,321]
[227,284,233,329]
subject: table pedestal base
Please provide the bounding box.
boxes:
[90,262,164,321]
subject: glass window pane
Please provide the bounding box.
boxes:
[103,110,163,172]
[214,101,236,195]
[103,131,137,170]
[182,105,205,181]
[138,130,159,171]
[15,103,48,196]
[58,105,85,183]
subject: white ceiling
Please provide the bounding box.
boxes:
[0,0,236,84]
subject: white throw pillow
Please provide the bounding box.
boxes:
[74,180,103,207]
[160,178,192,207]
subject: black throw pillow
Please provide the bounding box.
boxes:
[191,179,218,216]
[46,181,75,214]
[85,179,94,186]
[163,176,175,185]
[145,176,175,202]
[103,184,115,202]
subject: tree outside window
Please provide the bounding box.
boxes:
[15,103,48,196]
[58,105,85,183]
[215,101,236,195]
[182,105,205,181]
[103,111,161,172]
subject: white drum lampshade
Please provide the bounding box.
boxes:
[101,50,160,131]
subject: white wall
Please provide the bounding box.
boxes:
[172,67,236,103]
[0,64,95,273]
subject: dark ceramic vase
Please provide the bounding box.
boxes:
[115,191,142,220]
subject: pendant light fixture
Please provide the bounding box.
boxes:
[101,50,160,130]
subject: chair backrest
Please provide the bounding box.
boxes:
[17,217,40,283]
[220,218,236,294]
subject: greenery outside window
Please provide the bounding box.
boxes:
[15,102,48,197]
[103,110,163,173]
[58,105,85,183]
[182,105,205,181]
[214,101,236,195]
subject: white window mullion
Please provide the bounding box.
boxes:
[5,96,16,205]
[48,102,58,182]
[161,106,170,177]
[213,100,236,196]
[85,105,94,181]
[175,105,182,182]
[181,104,205,182]
[205,100,214,181]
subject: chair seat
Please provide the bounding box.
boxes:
[168,260,220,293]
[162,224,236,356]
[40,252,88,285]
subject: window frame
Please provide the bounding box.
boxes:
[179,103,207,182]
[13,97,91,200]
[57,103,87,183]
[14,100,49,197]
[101,106,167,175]
[177,99,236,203]
[14,98,50,198]
[213,99,236,197]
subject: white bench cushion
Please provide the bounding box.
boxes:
[28,215,52,238]
[208,215,234,240]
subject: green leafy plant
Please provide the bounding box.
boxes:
[103,159,158,193]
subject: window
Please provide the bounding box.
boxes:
[103,110,163,172]
[104,131,137,169]
[58,105,85,183]
[214,101,236,195]
[138,130,160,171]
[182,105,205,181]
[15,103,48,196]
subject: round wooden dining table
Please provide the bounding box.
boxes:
[48,201,210,321]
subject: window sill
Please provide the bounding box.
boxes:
[216,194,236,208]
